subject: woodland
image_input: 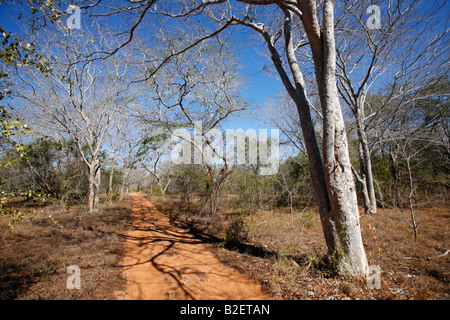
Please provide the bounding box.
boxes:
[0,0,448,300]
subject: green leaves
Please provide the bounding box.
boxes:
[0,0,60,75]
[1,109,31,141]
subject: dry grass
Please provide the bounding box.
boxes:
[150,193,450,300]
[2,191,447,300]
[359,207,450,299]
[0,197,132,300]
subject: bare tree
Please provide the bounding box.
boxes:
[106,118,122,205]
[118,134,142,201]
[150,40,247,215]
[10,24,133,212]
[217,0,368,276]
[376,77,449,240]
[138,128,173,196]
[334,0,448,215]
[169,1,368,275]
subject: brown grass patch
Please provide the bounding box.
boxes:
[0,197,132,300]
[150,194,450,300]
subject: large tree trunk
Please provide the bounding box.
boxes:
[321,99,368,275]
[301,0,368,277]
[266,8,331,229]
[261,3,367,277]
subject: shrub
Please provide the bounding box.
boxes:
[224,210,249,247]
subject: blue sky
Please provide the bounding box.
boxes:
[231,44,283,131]
[0,2,283,133]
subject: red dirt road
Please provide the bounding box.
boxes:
[115,194,268,300]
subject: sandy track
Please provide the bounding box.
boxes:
[115,194,268,300]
